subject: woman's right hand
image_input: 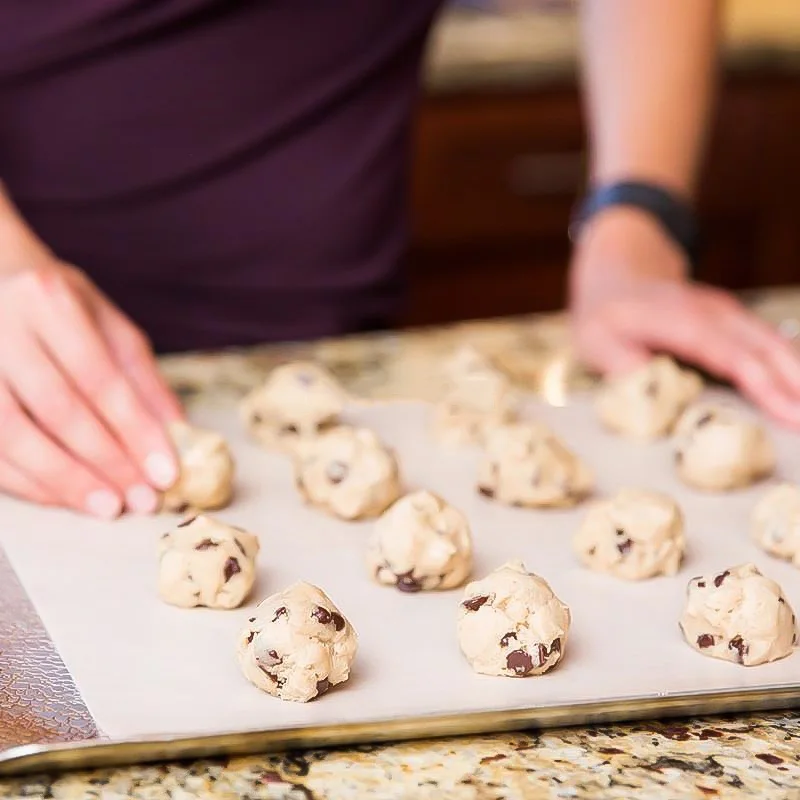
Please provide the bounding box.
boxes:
[0,230,184,518]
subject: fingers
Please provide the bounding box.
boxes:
[27,271,179,490]
[0,455,53,507]
[0,385,123,518]
[92,291,184,424]
[4,337,159,513]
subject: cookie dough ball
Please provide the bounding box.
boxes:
[751,484,800,568]
[457,560,570,677]
[161,422,235,512]
[433,346,518,446]
[573,488,685,580]
[674,404,775,491]
[241,362,345,451]
[366,491,473,592]
[294,426,402,520]
[596,356,702,440]
[477,423,593,508]
[158,515,259,609]
[236,582,358,702]
[679,564,797,666]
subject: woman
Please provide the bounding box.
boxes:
[0,0,796,518]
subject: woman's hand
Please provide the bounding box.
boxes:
[569,207,800,427]
[0,245,184,517]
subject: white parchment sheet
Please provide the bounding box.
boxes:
[0,391,798,740]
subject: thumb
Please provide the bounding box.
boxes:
[575,323,652,378]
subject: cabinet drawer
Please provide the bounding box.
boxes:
[411,88,586,246]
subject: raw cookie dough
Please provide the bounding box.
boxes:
[679,563,797,666]
[457,560,570,677]
[433,346,518,446]
[596,356,702,440]
[294,425,402,520]
[241,362,345,451]
[158,515,259,609]
[236,582,358,702]
[751,484,800,568]
[366,491,473,592]
[161,422,235,512]
[573,488,685,580]
[477,423,593,508]
[674,403,775,491]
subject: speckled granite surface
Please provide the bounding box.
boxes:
[2,289,800,799]
[425,0,800,92]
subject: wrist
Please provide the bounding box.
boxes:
[0,193,53,276]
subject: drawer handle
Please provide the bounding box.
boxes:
[507,152,586,197]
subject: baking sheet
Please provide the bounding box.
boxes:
[1,391,799,772]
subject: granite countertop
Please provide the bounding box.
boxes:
[2,288,800,799]
[426,0,800,92]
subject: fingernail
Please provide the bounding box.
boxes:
[86,490,122,520]
[125,484,159,514]
[145,452,179,489]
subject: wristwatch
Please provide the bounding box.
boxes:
[569,181,700,268]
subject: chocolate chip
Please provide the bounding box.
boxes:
[645,380,658,397]
[396,572,422,593]
[587,547,596,556]
[696,413,714,427]
[326,460,348,484]
[330,612,346,632]
[280,424,299,435]
[246,631,255,644]
[713,570,730,588]
[615,528,625,537]
[478,486,495,498]
[778,596,785,604]
[617,538,633,555]
[251,412,263,424]
[177,516,197,528]
[697,581,706,588]
[500,632,517,647]
[248,617,256,623]
[506,649,534,676]
[160,532,170,540]
[272,606,288,622]
[262,649,281,666]
[234,538,247,556]
[533,643,548,667]
[174,502,190,514]
[728,635,748,663]
[463,595,490,612]
[194,539,218,551]
[793,633,797,646]
[547,638,562,656]
[312,606,332,625]
[696,634,715,649]
[223,557,241,582]
[315,678,331,698]
[258,666,285,688]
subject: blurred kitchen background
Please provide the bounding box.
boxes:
[407,0,800,326]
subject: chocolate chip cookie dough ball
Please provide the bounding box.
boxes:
[674,404,775,491]
[433,346,519,446]
[457,560,570,677]
[366,491,473,592]
[158,515,259,609]
[161,422,235,512]
[294,426,402,520]
[477,423,593,508]
[241,362,345,452]
[236,582,358,702]
[573,488,685,580]
[751,484,800,569]
[679,564,796,666]
[596,356,702,440]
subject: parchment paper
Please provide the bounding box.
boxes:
[1,391,798,741]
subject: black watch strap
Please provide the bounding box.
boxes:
[569,181,700,267]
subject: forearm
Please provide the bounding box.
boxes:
[579,0,721,199]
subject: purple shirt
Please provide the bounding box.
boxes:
[0,1,441,352]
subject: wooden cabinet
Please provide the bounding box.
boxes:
[406,71,800,326]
